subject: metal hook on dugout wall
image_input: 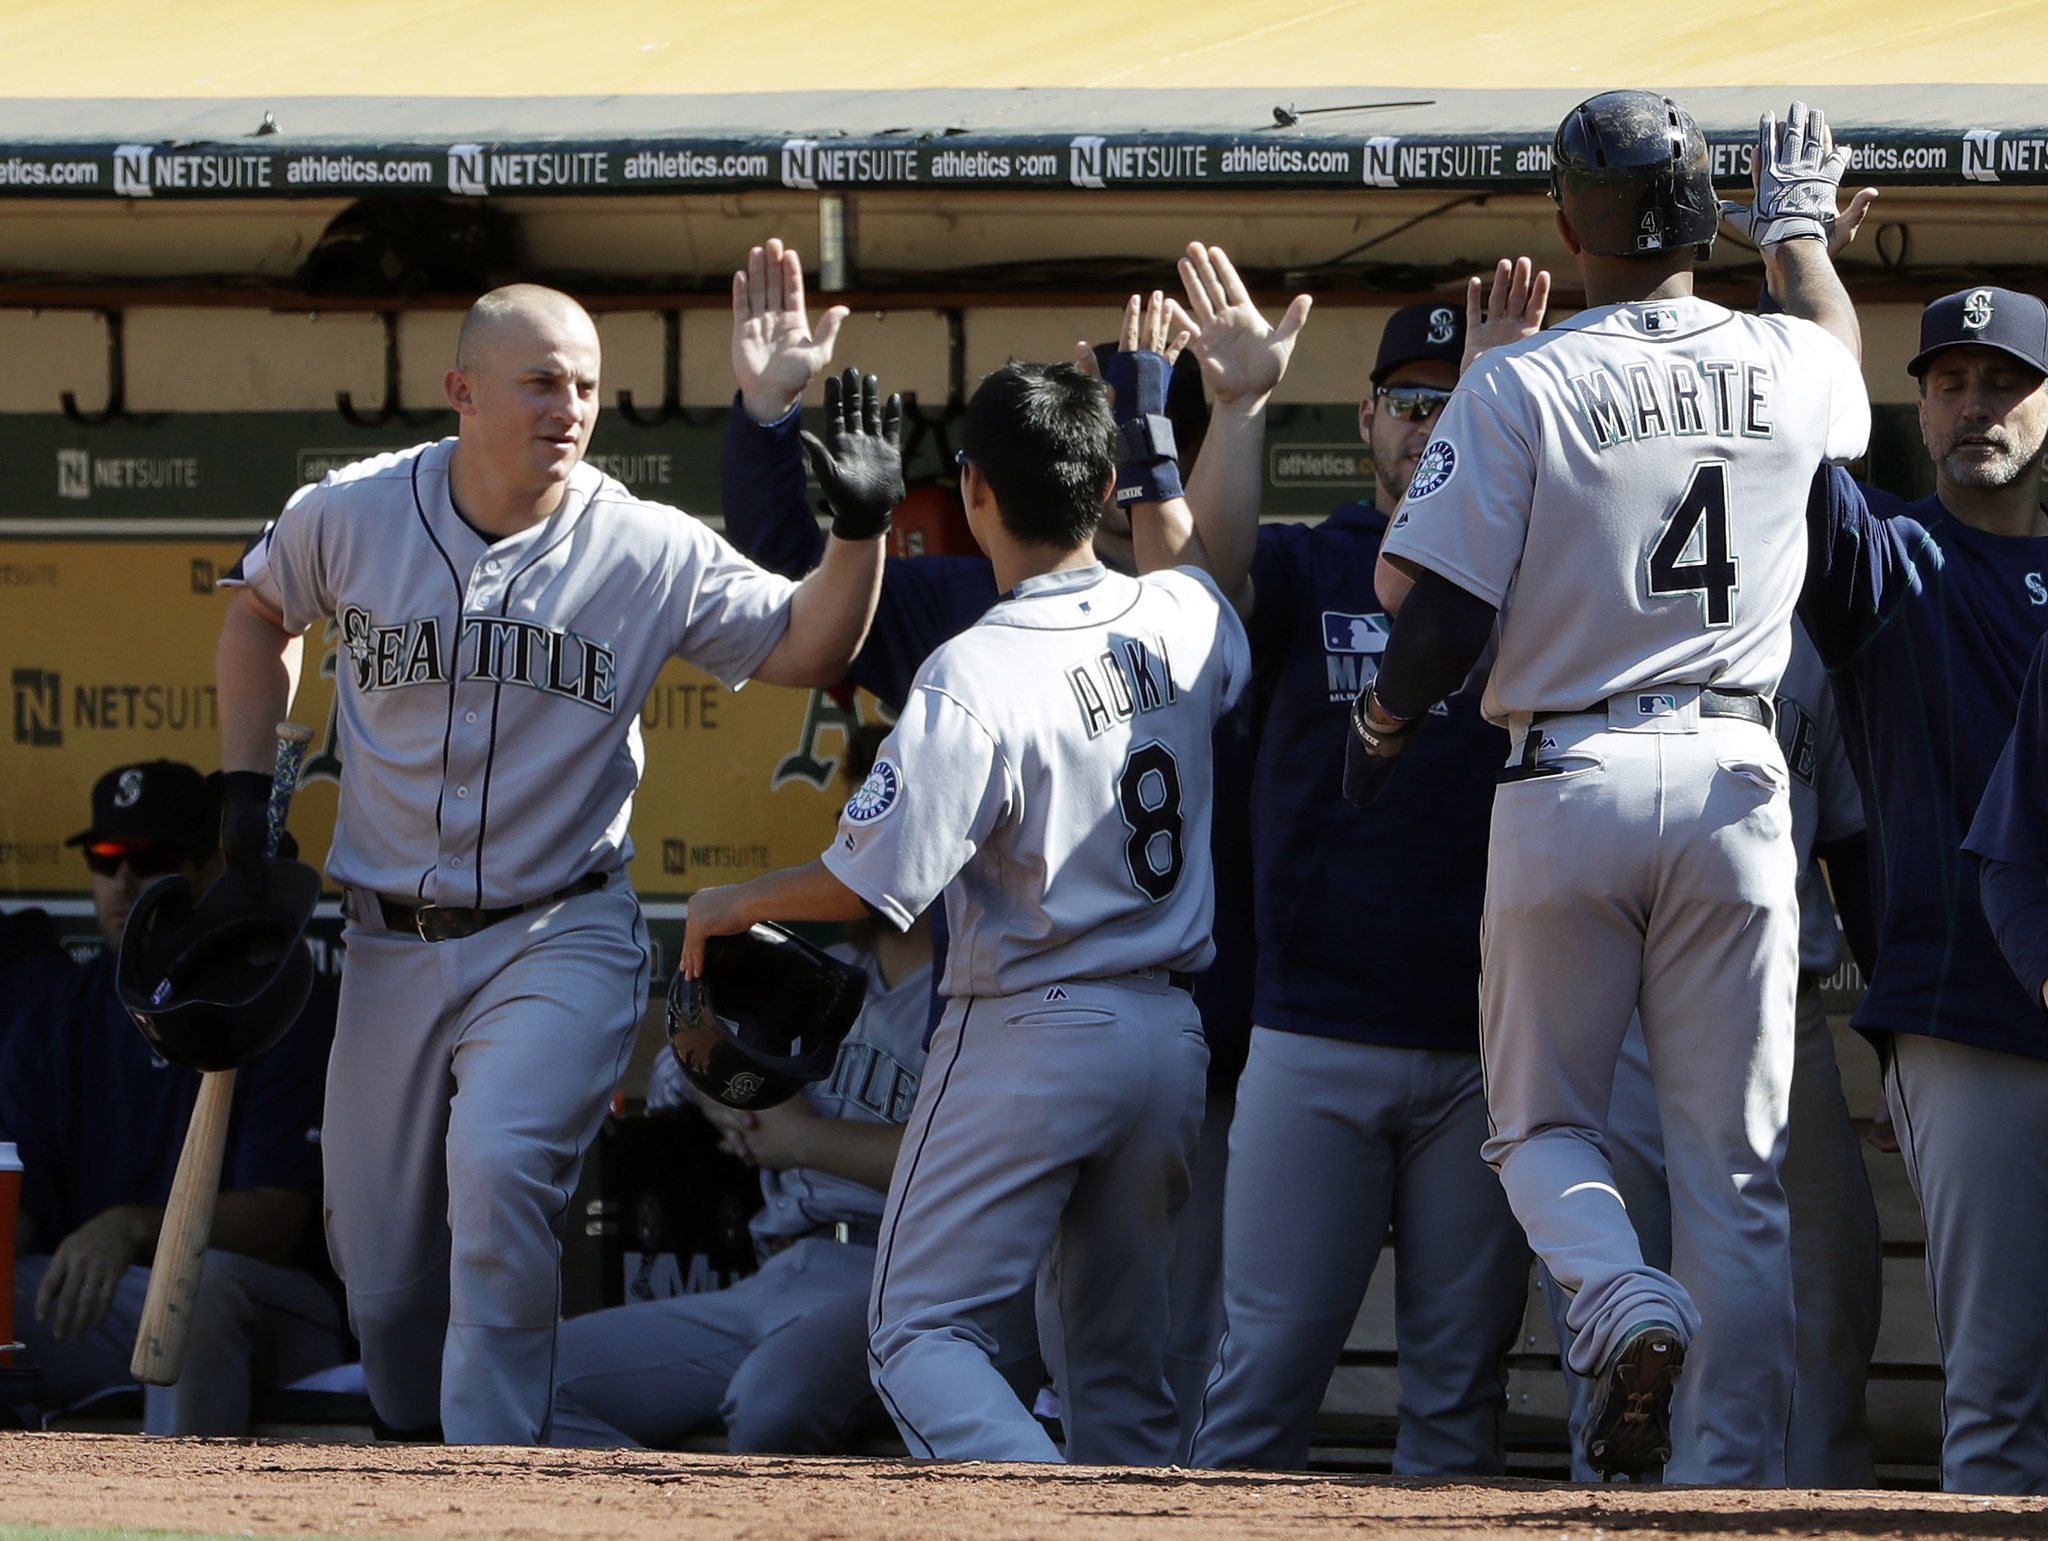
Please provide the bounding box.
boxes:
[614,309,689,427]
[336,311,439,429]
[61,310,162,427]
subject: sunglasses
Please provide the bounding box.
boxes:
[83,840,188,879]
[1374,384,1455,423]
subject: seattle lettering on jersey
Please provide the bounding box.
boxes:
[339,604,617,713]
[1569,360,1775,450]
[825,1040,920,1122]
[1067,633,1179,738]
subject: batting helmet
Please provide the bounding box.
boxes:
[667,923,869,1111]
[116,858,321,1073]
[1550,91,1718,260]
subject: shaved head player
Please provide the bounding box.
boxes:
[216,283,891,1443]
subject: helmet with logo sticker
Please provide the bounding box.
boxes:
[666,923,869,1111]
[1550,90,1718,260]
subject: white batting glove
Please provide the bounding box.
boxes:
[1719,101,1850,249]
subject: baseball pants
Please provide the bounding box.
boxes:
[1886,1031,2048,1494]
[1189,1029,1530,1473]
[9,1251,345,1435]
[1482,710,1797,1486]
[550,1235,884,1451]
[868,973,1208,1465]
[1544,982,1881,1484]
[1163,1089,1233,1438]
[324,881,649,1445]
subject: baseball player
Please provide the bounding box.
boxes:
[0,761,345,1435]
[1155,247,1537,1473]
[549,732,937,1452]
[720,240,1254,1431]
[1541,622,1882,1485]
[1800,269,2048,1491]
[1347,95,1869,1481]
[214,284,892,1445]
[684,358,1250,1463]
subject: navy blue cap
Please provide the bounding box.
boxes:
[1908,287,2048,378]
[1372,301,1467,385]
[65,760,215,851]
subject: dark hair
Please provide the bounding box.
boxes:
[961,363,1117,550]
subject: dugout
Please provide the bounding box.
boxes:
[1,0,2039,1474]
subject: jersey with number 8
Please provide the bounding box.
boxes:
[825,563,1250,998]
[1385,296,1868,723]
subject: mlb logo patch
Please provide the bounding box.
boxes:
[1322,611,1390,654]
[1636,693,1678,716]
[1642,305,1679,334]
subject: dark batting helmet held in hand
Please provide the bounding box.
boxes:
[1551,90,1719,260]
[667,923,869,1111]
[117,858,321,1073]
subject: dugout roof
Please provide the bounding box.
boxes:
[3,0,2045,198]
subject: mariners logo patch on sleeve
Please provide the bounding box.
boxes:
[1405,439,1458,501]
[844,758,902,825]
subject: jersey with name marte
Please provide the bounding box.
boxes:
[230,440,797,909]
[824,564,1251,999]
[1383,298,1869,724]
[1801,470,2048,1058]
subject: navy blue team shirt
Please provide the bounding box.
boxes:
[1800,467,2048,1060]
[1245,500,1503,1048]
[0,909,336,1264]
[721,399,1256,1082]
[1964,629,2048,1005]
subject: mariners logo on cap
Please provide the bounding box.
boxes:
[844,758,901,825]
[1963,288,1995,332]
[115,769,145,808]
[1426,307,1456,346]
[723,1071,765,1104]
[1405,439,1458,501]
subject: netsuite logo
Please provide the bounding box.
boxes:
[782,139,819,190]
[12,669,61,746]
[447,144,487,196]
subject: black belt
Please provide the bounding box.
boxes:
[373,872,607,942]
[759,1220,882,1258]
[1534,688,1775,732]
[1170,970,1194,993]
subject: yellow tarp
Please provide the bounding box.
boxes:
[9,0,2045,98]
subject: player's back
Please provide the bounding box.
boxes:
[1394,297,1869,724]
[902,564,1248,998]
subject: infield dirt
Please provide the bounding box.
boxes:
[5,1434,2048,1540]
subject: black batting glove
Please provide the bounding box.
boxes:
[219,770,274,891]
[799,368,906,542]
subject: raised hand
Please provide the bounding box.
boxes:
[799,368,906,541]
[1168,242,1312,412]
[1464,257,1552,374]
[1716,101,1853,251]
[731,237,850,423]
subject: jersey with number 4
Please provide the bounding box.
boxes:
[823,563,1251,999]
[1382,297,1869,724]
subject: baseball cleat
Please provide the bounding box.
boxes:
[1584,1322,1685,1481]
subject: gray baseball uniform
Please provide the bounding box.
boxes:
[1541,626,1880,1484]
[823,562,1250,1464]
[1383,296,1868,1483]
[229,438,800,1444]
[549,946,929,1451]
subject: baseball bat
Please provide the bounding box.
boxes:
[131,722,314,1386]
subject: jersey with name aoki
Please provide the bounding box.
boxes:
[229,439,797,909]
[824,564,1251,999]
[1384,297,1869,724]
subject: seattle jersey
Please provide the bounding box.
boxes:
[229,440,798,909]
[824,564,1252,998]
[1801,470,2048,1059]
[1383,297,1869,724]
